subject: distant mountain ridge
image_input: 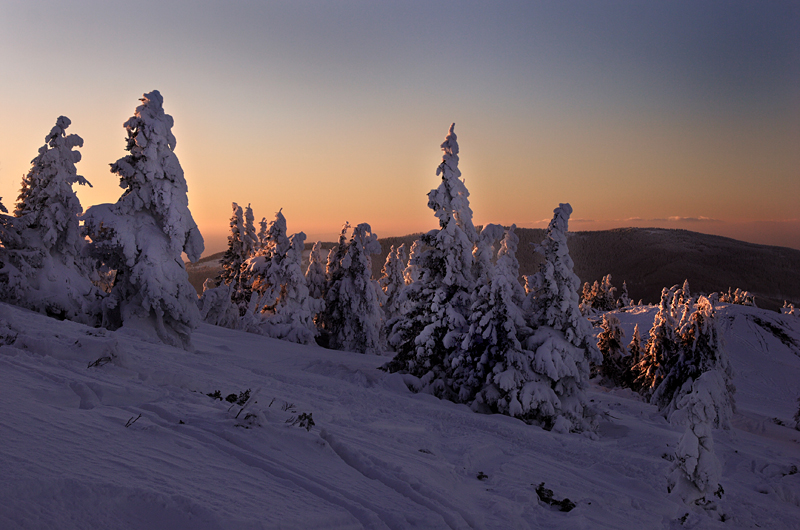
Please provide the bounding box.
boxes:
[187,227,800,311]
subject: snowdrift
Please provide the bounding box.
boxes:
[1,301,799,529]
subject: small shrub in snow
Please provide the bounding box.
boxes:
[781,301,799,317]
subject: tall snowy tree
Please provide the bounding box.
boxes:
[214,202,252,312]
[305,241,328,300]
[384,124,479,397]
[83,90,204,349]
[379,244,407,323]
[633,287,680,394]
[0,116,101,324]
[319,223,384,353]
[522,204,600,432]
[467,225,551,418]
[619,280,631,307]
[403,239,423,285]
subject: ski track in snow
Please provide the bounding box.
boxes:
[1,302,800,529]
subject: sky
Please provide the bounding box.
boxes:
[1,0,798,255]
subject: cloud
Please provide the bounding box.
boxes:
[616,216,722,223]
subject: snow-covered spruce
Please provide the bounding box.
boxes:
[652,296,735,426]
[83,91,204,349]
[619,280,631,307]
[241,210,322,344]
[633,286,680,394]
[210,202,251,313]
[305,241,328,300]
[668,371,727,508]
[384,124,479,396]
[319,223,384,353]
[469,225,563,422]
[0,116,101,324]
[379,243,408,324]
[596,314,630,387]
[522,204,600,432]
[198,279,240,329]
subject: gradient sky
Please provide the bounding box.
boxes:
[2,0,798,255]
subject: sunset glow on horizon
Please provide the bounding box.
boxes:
[2,1,798,255]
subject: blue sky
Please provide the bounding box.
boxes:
[2,1,798,253]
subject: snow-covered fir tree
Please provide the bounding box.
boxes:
[668,371,727,508]
[596,314,629,387]
[305,241,328,300]
[214,202,251,312]
[83,91,204,349]
[468,225,556,420]
[652,296,735,425]
[243,204,259,257]
[198,279,240,329]
[626,323,644,385]
[319,223,384,354]
[0,116,101,324]
[379,244,407,323]
[522,204,601,432]
[384,124,479,396]
[250,230,322,345]
[633,287,680,394]
[619,280,631,307]
[245,209,292,311]
[403,239,423,285]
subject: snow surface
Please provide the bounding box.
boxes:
[1,301,799,529]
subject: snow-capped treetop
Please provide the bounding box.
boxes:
[428,124,477,244]
[474,223,505,283]
[305,241,328,300]
[243,204,258,257]
[15,116,92,258]
[531,203,600,363]
[403,239,423,285]
[108,90,204,261]
[495,224,526,306]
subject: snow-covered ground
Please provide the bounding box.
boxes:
[1,301,798,529]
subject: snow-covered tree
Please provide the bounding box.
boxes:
[403,239,423,285]
[619,281,631,307]
[198,279,240,329]
[305,241,328,300]
[243,204,259,257]
[319,223,384,353]
[580,275,617,313]
[215,202,251,312]
[668,371,727,507]
[633,287,680,394]
[250,230,322,344]
[596,314,629,387]
[467,225,550,418]
[652,296,735,426]
[83,91,204,349]
[384,124,479,396]
[0,116,101,324]
[379,244,407,323]
[626,324,644,383]
[522,204,600,432]
[246,209,292,310]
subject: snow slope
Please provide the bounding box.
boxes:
[1,302,799,529]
